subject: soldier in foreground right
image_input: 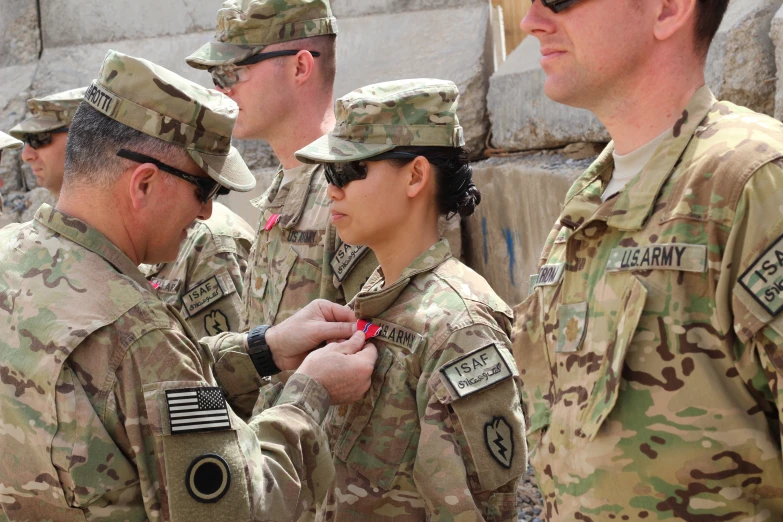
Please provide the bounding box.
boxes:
[515,0,783,520]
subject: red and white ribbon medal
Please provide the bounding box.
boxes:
[264,214,281,231]
[357,319,381,339]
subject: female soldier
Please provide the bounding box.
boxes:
[295,79,527,521]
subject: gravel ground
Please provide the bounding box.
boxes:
[517,466,545,522]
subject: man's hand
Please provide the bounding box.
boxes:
[264,299,357,371]
[297,331,378,405]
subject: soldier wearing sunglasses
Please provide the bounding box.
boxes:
[515,1,783,520]
[186,0,378,421]
[9,87,86,197]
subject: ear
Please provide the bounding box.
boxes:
[127,163,159,211]
[292,50,316,86]
[405,156,432,199]
[653,0,697,43]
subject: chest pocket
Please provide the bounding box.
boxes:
[329,347,418,490]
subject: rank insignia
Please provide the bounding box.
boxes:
[484,416,514,469]
[186,453,231,503]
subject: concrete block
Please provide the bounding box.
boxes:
[0,0,40,67]
[464,152,594,306]
[487,36,608,152]
[40,0,217,48]
[335,5,495,156]
[706,0,783,117]
[770,5,783,120]
[330,0,484,18]
[32,32,217,97]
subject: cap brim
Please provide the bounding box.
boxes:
[0,132,23,150]
[295,135,395,164]
[9,117,68,139]
[186,41,266,69]
[190,145,256,192]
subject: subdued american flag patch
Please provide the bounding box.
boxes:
[165,387,231,434]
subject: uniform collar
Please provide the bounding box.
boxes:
[35,204,150,288]
[251,163,321,230]
[558,86,717,232]
[353,239,452,319]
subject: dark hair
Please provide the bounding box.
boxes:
[388,146,480,218]
[695,0,730,56]
[65,103,187,188]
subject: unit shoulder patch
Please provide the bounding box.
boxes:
[739,233,783,316]
[440,344,513,398]
[606,243,707,273]
[181,276,225,317]
[331,242,370,282]
[484,416,514,469]
[205,310,230,336]
[186,454,231,503]
[165,387,231,434]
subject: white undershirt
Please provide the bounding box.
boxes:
[280,163,311,188]
[601,129,669,202]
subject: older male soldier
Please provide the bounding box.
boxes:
[186,0,378,331]
[10,87,86,197]
[514,0,783,520]
[0,50,377,521]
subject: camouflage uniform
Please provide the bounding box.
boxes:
[187,0,378,329]
[9,86,88,139]
[0,132,22,213]
[296,80,528,520]
[513,86,783,520]
[141,201,255,338]
[0,51,334,521]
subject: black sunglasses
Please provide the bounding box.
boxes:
[532,0,582,13]
[209,50,321,89]
[116,149,229,204]
[323,151,421,188]
[24,127,69,150]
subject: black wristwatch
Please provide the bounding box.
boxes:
[247,325,281,377]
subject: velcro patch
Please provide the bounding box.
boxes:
[535,263,565,287]
[331,242,370,282]
[181,276,225,318]
[606,243,707,273]
[85,82,118,115]
[440,344,513,398]
[165,387,231,434]
[186,454,231,503]
[284,229,323,245]
[370,318,425,354]
[739,233,783,316]
[151,277,181,294]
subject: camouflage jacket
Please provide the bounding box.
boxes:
[141,202,254,338]
[317,239,527,521]
[0,205,334,521]
[513,86,783,520]
[244,164,377,328]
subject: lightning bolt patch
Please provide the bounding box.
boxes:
[484,416,513,469]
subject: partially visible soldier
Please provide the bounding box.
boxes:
[515,0,783,520]
[140,201,255,338]
[0,50,377,521]
[0,131,23,213]
[10,87,87,197]
[186,0,378,331]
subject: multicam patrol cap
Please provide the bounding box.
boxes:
[295,79,465,163]
[186,0,337,69]
[84,50,255,192]
[0,131,22,151]
[9,87,88,139]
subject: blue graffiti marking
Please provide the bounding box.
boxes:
[503,227,516,287]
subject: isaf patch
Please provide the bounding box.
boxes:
[186,454,231,503]
[440,344,513,398]
[484,416,514,469]
[205,310,229,336]
[739,232,783,316]
[181,276,225,318]
[165,387,230,434]
[331,243,369,282]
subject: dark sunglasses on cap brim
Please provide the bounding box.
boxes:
[533,0,582,13]
[323,151,427,188]
[24,127,69,150]
[116,149,230,204]
[209,50,321,90]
